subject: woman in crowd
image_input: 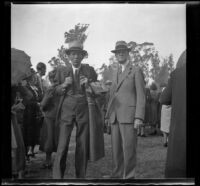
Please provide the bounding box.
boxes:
[11,78,36,178]
[138,85,151,137]
[149,82,160,135]
[159,83,171,147]
[11,86,26,179]
[22,69,43,160]
[39,69,60,169]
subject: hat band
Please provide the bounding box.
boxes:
[68,47,83,51]
[115,45,129,50]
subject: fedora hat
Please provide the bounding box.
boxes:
[65,40,88,56]
[111,41,131,53]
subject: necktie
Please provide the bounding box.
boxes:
[118,65,122,83]
[119,65,122,74]
[74,69,80,93]
[74,69,78,82]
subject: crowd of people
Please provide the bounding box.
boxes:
[11,40,186,179]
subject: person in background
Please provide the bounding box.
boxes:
[160,50,186,178]
[22,69,43,160]
[36,62,47,99]
[149,82,160,135]
[103,80,112,134]
[137,84,151,137]
[105,41,146,179]
[11,86,26,179]
[39,69,60,169]
[157,84,164,136]
[159,83,171,147]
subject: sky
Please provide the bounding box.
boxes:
[11,3,186,76]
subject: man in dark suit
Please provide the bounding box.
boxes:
[105,41,146,179]
[160,50,186,178]
[52,40,100,178]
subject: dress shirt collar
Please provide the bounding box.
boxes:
[120,59,129,72]
[71,64,82,74]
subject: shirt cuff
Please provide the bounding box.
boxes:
[134,117,144,122]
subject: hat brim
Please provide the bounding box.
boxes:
[111,48,131,53]
[65,49,88,56]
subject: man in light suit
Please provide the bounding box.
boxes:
[52,40,104,178]
[105,41,146,179]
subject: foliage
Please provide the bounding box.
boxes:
[97,63,114,83]
[57,45,70,65]
[167,53,175,73]
[48,56,64,69]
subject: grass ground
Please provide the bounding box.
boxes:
[24,128,167,179]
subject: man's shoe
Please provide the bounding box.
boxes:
[41,163,52,169]
[149,130,157,135]
[163,142,168,147]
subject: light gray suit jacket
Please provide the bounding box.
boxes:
[106,61,146,124]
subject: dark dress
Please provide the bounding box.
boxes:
[160,64,186,178]
[149,90,159,127]
[144,88,151,124]
[39,86,60,153]
[22,84,43,149]
[157,91,162,129]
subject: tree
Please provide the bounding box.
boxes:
[57,45,70,65]
[154,54,175,87]
[167,53,175,74]
[155,62,169,86]
[48,56,64,68]
[97,63,114,83]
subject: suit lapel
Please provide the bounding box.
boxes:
[115,61,132,92]
[66,63,73,76]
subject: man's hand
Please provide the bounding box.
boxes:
[62,77,72,88]
[134,119,143,129]
[12,102,25,112]
[80,75,89,87]
[104,119,111,134]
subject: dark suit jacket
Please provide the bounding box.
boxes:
[160,64,186,178]
[54,63,104,161]
[106,61,146,124]
[54,63,97,123]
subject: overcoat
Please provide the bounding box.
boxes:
[160,64,186,178]
[54,64,105,161]
[39,86,60,153]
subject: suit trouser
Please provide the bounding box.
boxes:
[53,97,89,179]
[53,120,89,178]
[111,119,137,179]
